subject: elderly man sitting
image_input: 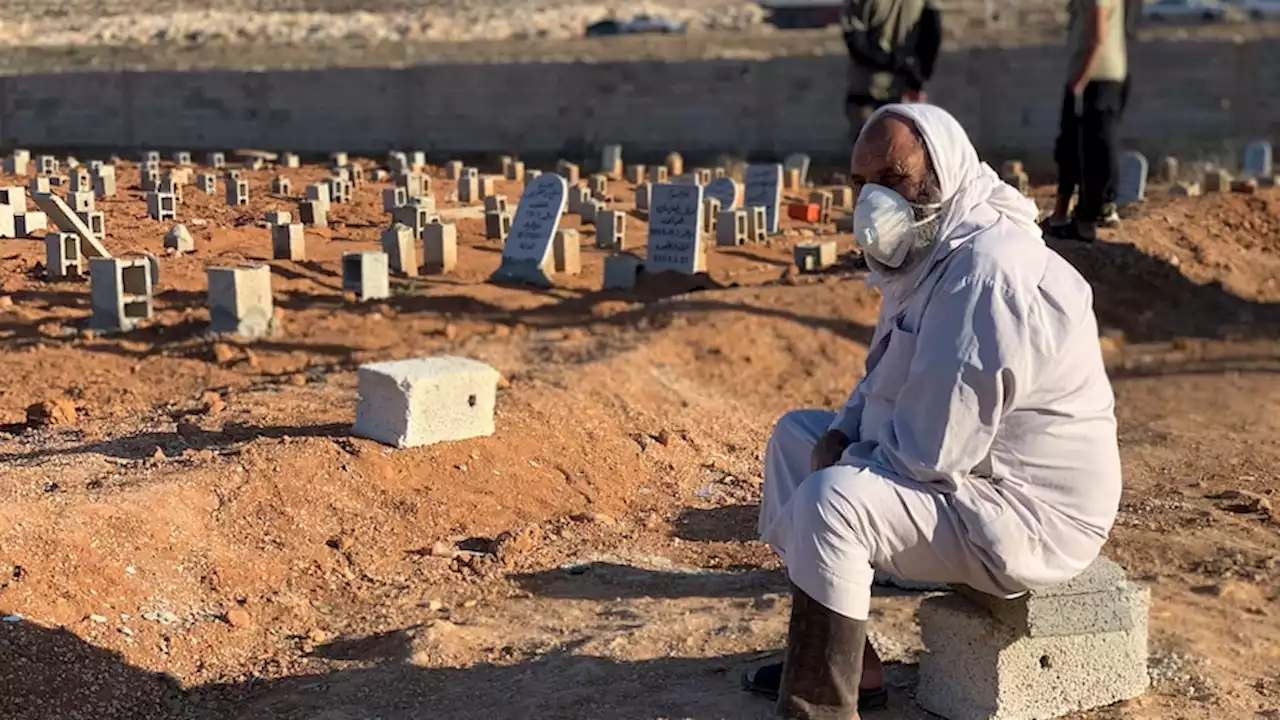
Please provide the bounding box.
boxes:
[743,104,1123,719]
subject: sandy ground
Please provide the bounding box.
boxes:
[0,158,1278,719]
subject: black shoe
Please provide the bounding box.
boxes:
[742,662,889,711]
[1042,217,1095,243]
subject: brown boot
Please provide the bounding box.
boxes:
[776,581,867,720]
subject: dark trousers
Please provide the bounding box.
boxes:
[846,92,894,146]
[1054,80,1125,222]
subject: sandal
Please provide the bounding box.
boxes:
[741,662,890,711]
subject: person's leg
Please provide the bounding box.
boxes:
[759,409,835,542]
[845,93,882,148]
[771,466,1022,718]
[1049,86,1081,225]
[1099,75,1130,226]
[1077,80,1124,240]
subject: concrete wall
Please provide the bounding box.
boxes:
[1,36,1276,170]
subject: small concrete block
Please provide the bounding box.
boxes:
[1231,178,1258,194]
[342,251,390,302]
[635,182,652,214]
[581,199,604,225]
[89,257,153,333]
[1204,169,1231,193]
[387,151,409,173]
[141,170,161,192]
[423,222,458,273]
[29,177,51,195]
[147,192,177,221]
[306,183,331,208]
[16,211,47,237]
[383,187,407,212]
[625,165,646,184]
[553,229,581,275]
[595,210,626,250]
[78,211,105,241]
[483,195,508,213]
[702,197,722,233]
[716,209,747,246]
[794,240,837,273]
[330,151,349,168]
[0,207,14,238]
[393,205,431,237]
[173,151,192,165]
[207,264,275,339]
[567,185,591,215]
[955,557,1139,637]
[142,151,160,166]
[196,174,217,194]
[0,187,27,210]
[325,178,352,204]
[589,173,609,200]
[346,163,366,187]
[505,160,525,181]
[603,253,644,290]
[164,224,195,254]
[916,591,1149,720]
[808,190,834,223]
[831,186,854,209]
[523,169,543,184]
[271,176,292,195]
[157,178,182,204]
[271,223,306,261]
[69,191,95,213]
[37,155,59,175]
[783,167,801,190]
[45,232,82,280]
[746,206,768,243]
[409,195,436,212]
[227,180,249,206]
[206,152,226,169]
[446,160,464,179]
[281,153,300,169]
[485,211,512,241]
[265,211,292,226]
[353,356,500,449]
[70,170,92,193]
[300,200,328,227]
[457,177,479,205]
[693,168,712,185]
[664,152,683,177]
[382,223,420,277]
[4,156,29,175]
[479,176,496,198]
[556,161,581,185]
[245,157,265,171]
[31,193,106,258]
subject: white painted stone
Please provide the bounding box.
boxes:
[353,356,500,449]
[645,183,704,275]
[489,173,567,287]
[745,163,783,234]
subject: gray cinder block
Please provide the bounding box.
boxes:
[164,224,195,254]
[717,209,747,246]
[89,257,153,333]
[281,153,300,169]
[457,177,479,205]
[271,176,291,195]
[173,151,192,166]
[69,191,95,213]
[484,210,512,241]
[0,207,15,239]
[553,229,580,275]
[445,160,463,179]
[423,222,457,273]
[916,590,1149,720]
[265,210,292,226]
[16,211,46,237]
[330,151,348,167]
[300,200,328,228]
[955,556,1138,637]
[4,155,29,175]
[78,210,105,242]
[596,210,626,250]
[794,240,837,273]
[702,197,722,234]
[603,253,644,290]
[353,355,500,449]
[746,206,768,243]
[207,264,275,340]
[566,185,590,215]
[306,183,331,208]
[381,223,419,277]
[45,232,82,280]
[206,152,226,169]
[392,205,431,238]
[0,187,26,211]
[227,179,249,206]
[483,195,508,214]
[92,173,117,198]
[196,174,217,194]
[342,251,390,302]
[382,187,407,212]
[29,177,51,196]
[635,182,651,215]
[147,192,177,221]
[271,223,306,261]
[505,160,525,181]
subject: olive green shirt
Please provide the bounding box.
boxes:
[1067,0,1128,82]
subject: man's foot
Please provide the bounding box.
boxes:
[1042,217,1096,243]
[1099,203,1121,228]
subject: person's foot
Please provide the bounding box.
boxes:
[1042,217,1095,243]
[1099,203,1121,228]
[741,642,888,706]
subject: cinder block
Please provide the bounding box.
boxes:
[93,173,117,199]
[746,206,768,243]
[383,187,407,212]
[147,192,177,221]
[603,253,644,290]
[69,191,95,213]
[70,170,91,193]
[625,165,646,184]
[382,223,419,277]
[29,177,51,196]
[664,152,683,177]
[457,177,479,204]
[89,257,153,333]
[206,152,225,169]
[484,210,512,241]
[342,251,390,302]
[553,229,581,275]
[306,183,331,208]
[196,174,217,194]
[272,223,306,261]
[45,232,82,280]
[716,209,747,246]
[916,590,1149,720]
[227,179,249,206]
[794,240,837,273]
[595,210,626,250]
[635,182,652,214]
[0,187,26,210]
[157,178,183,205]
[16,211,46,237]
[831,186,854,209]
[589,173,608,200]
[505,160,525,181]
[141,169,161,192]
[409,194,436,212]
[567,185,590,215]
[423,222,457,273]
[483,195,508,214]
[78,211,105,242]
[280,153,300,169]
[393,205,431,238]
[702,197,722,234]
[164,224,195,254]
[330,151,348,168]
[353,356,500,449]
[397,171,428,197]
[808,190,833,223]
[4,155,29,175]
[271,176,291,195]
[207,264,275,340]
[0,207,14,238]
[445,160,463,179]
[955,557,1138,637]
[555,160,580,185]
[265,211,292,226]
[325,177,352,204]
[173,151,192,166]
[300,200,328,227]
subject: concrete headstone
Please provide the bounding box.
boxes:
[783,153,811,187]
[1243,140,1273,178]
[488,173,568,287]
[1117,151,1148,206]
[645,183,704,276]
[744,163,783,234]
[704,178,740,210]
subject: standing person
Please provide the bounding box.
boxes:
[1043,0,1129,242]
[840,0,942,145]
[1098,0,1140,227]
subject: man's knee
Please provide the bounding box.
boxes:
[789,466,878,547]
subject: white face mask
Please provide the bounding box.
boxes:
[852,183,943,270]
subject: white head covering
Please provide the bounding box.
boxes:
[859,103,1042,259]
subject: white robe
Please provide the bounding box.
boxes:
[759,105,1122,621]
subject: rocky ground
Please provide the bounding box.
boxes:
[0,157,1278,719]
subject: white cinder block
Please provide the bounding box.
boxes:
[353,356,499,449]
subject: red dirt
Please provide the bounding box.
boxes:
[0,160,1278,719]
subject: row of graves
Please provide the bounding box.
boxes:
[4,144,855,341]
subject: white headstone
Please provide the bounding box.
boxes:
[1243,140,1273,178]
[783,153,811,186]
[488,173,568,287]
[704,178,739,210]
[745,164,783,234]
[1117,151,1149,206]
[645,184,704,276]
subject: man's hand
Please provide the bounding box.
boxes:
[810,430,852,473]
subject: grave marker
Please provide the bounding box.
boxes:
[704,178,739,210]
[784,153,811,186]
[1243,140,1273,178]
[745,163,783,234]
[32,192,109,259]
[645,184,704,275]
[488,173,567,287]
[1117,151,1148,206]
